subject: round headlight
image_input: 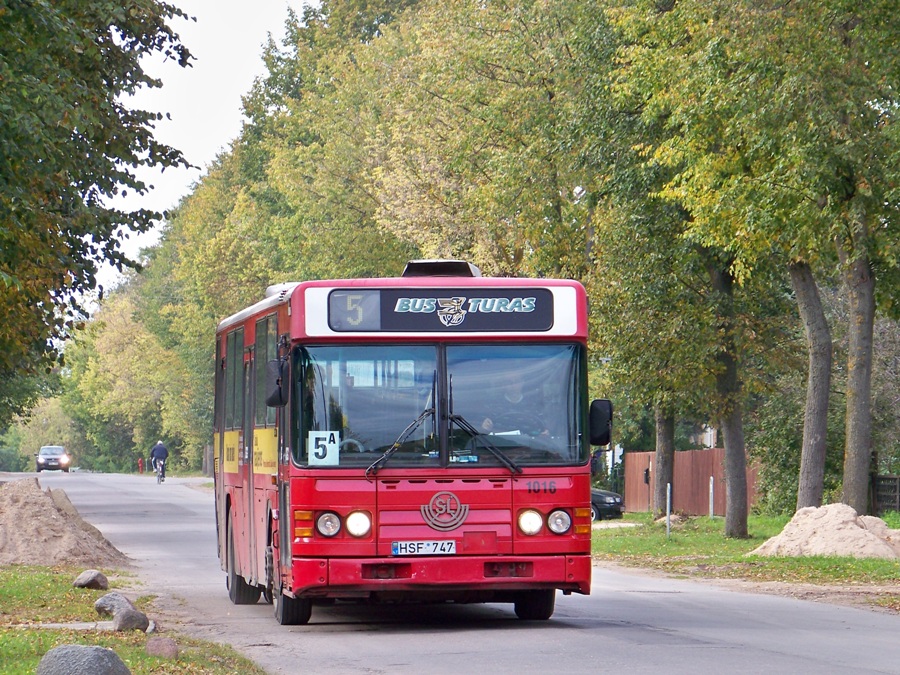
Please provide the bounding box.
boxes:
[316,512,342,537]
[518,509,543,536]
[346,511,371,537]
[547,509,572,534]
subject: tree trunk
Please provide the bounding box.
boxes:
[718,352,748,538]
[653,406,675,518]
[841,252,876,514]
[709,261,748,538]
[789,261,832,510]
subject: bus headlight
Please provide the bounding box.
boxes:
[346,511,371,537]
[547,509,572,534]
[316,512,342,537]
[518,509,543,536]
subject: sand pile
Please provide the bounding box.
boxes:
[0,478,129,567]
[751,503,900,559]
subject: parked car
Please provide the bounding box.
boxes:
[590,488,623,520]
[35,445,71,473]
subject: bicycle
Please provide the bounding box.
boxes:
[154,459,166,484]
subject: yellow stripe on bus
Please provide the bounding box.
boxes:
[254,427,278,476]
[223,430,240,474]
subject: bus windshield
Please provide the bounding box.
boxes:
[292,343,585,469]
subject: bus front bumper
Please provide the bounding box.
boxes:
[288,554,591,598]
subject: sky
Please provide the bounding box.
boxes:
[101,0,307,288]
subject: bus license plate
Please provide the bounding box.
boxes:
[391,540,456,556]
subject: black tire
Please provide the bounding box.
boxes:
[227,519,261,605]
[274,587,312,625]
[263,544,274,605]
[514,590,556,620]
[590,504,600,521]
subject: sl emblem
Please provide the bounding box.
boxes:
[421,491,469,531]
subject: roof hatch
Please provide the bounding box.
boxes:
[401,259,482,277]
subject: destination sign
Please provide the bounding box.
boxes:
[327,288,554,332]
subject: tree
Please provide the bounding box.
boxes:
[62,288,186,471]
[347,0,596,278]
[572,1,819,534]
[0,1,193,386]
[790,262,833,509]
[243,2,420,282]
[82,0,425,466]
[594,0,900,515]
[10,397,85,466]
[0,370,56,431]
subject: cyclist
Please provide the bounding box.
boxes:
[150,440,169,481]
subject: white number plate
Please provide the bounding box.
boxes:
[391,540,456,556]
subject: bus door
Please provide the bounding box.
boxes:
[214,335,226,561]
[276,356,293,582]
[242,348,257,582]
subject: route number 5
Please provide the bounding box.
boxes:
[308,431,339,466]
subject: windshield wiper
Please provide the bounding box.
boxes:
[366,406,435,479]
[450,413,523,475]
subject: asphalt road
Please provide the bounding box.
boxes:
[28,471,900,675]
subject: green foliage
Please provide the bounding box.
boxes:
[55,1,426,467]
[603,0,900,275]
[873,317,900,473]
[364,0,594,278]
[746,370,845,515]
[8,397,86,463]
[0,371,57,431]
[0,446,25,472]
[0,0,193,396]
[60,288,189,472]
[571,0,900,519]
[612,403,709,452]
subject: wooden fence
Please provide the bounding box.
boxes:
[873,475,900,515]
[622,448,758,516]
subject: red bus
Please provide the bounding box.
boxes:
[214,260,611,625]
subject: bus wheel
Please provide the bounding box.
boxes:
[274,587,312,625]
[262,544,275,604]
[514,590,556,620]
[227,519,261,605]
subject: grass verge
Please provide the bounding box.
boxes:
[593,512,900,587]
[0,566,266,675]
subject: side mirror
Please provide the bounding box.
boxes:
[589,399,612,446]
[265,359,289,408]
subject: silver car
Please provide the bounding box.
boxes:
[35,445,71,472]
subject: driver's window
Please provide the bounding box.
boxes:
[447,350,546,435]
[446,343,582,462]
